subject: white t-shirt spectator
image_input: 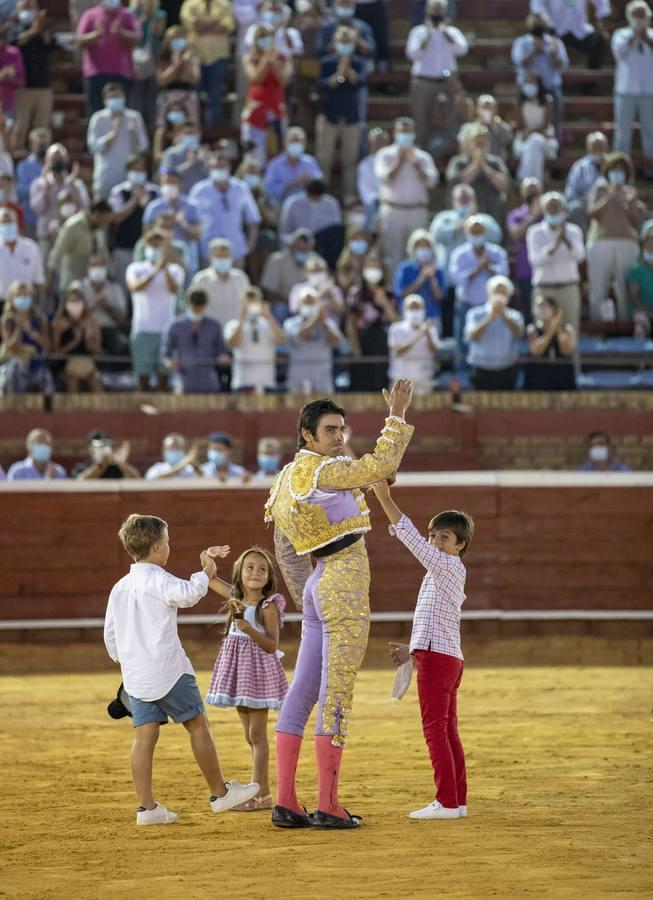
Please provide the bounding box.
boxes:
[223,315,278,391]
[144,462,198,479]
[126,261,184,335]
[188,266,250,327]
[387,319,439,390]
[0,236,45,298]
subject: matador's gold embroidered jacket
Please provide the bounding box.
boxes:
[264,416,414,607]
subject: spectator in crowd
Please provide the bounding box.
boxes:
[586,152,643,321]
[75,0,141,116]
[260,226,314,317]
[387,293,439,395]
[346,251,399,391]
[223,285,285,392]
[153,98,191,164]
[459,94,513,162]
[611,1,653,174]
[7,428,66,479]
[316,24,366,202]
[81,252,129,356]
[254,436,283,478]
[0,173,25,231]
[0,22,26,118]
[201,431,249,481]
[511,10,568,136]
[507,176,543,320]
[145,432,203,479]
[0,102,13,176]
[429,183,502,282]
[565,131,608,232]
[357,126,389,230]
[87,82,149,201]
[464,275,524,390]
[317,0,376,60]
[526,191,585,333]
[577,430,631,471]
[51,282,103,393]
[394,228,445,327]
[288,251,345,316]
[263,126,322,207]
[47,200,113,293]
[16,126,49,237]
[449,214,509,366]
[446,123,510,228]
[510,73,558,186]
[335,222,373,294]
[235,153,278,281]
[523,292,576,390]
[405,0,468,150]
[626,221,653,326]
[155,25,201,127]
[0,280,51,394]
[161,120,209,194]
[75,429,141,479]
[143,168,201,276]
[278,177,342,239]
[127,227,185,390]
[188,237,250,326]
[180,0,235,128]
[10,1,53,151]
[530,0,610,70]
[130,0,167,125]
[189,151,260,266]
[29,144,89,256]
[241,23,292,165]
[375,116,439,273]
[0,206,44,307]
[163,287,228,393]
[354,0,391,71]
[242,0,304,58]
[283,286,344,392]
[108,153,159,287]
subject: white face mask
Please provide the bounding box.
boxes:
[160,183,179,201]
[405,308,425,326]
[480,109,494,124]
[307,271,327,288]
[248,301,263,316]
[89,266,107,283]
[589,445,609,463]
[347,212,366,229]
[300,303,317,319]
[363,267,383,285]
[60,203,77,219]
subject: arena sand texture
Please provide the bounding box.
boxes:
[1,666,652,900]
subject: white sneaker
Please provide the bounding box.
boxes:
[210,780,260,813]
[408,801,460,820]
[136,802,179,826]
[459,805,467,817]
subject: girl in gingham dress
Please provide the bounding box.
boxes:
[205,545,288,811]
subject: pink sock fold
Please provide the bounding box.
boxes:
[315,734,347,818]
[275,732,303,813]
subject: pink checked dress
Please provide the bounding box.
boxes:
[206,594,289,709]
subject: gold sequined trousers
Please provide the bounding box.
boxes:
[276,539,370,748]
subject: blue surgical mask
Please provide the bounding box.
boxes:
[167,110,186,126]
[105,96,125,113]
[127,170,146,185]
[395,132,415,147]
[287,141,304,158]
[470,234,485,248]
[456,203,471,218]
[208,448,227,466]
[607,169,626,185]
[643,250,653,264]
[210,167,230,183]
[336,42,354,56]
[164,448,185,466]
[0,222,18,241]
[145,246,161,263]
[261,10,278,25]
[349,239,368,255]
[244,173,261,190]
[294,250,309,265]
[212,257,232,273]
[335,5,354,17]
[415,246,433,263]
[18,9,34,24]
[103,0,119,9]
[257,35,273,49]
[181,134,199,149]
[31,443,52,463]
[522,83,539,98]
[258,454,279,473]
[170,38,188,52]
[545,213,564,227]
[14,294,32,311]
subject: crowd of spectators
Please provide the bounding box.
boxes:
[0,0,652,397]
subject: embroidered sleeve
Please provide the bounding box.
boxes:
[274,527,313,610]
[314,418,414,491]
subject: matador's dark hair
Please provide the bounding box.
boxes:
[297,399,346,449]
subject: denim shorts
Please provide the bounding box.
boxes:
[128,674,205,728]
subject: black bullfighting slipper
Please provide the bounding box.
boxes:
[271,805,311,828]
[309,809,362,829]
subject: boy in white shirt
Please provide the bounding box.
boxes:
[372,480,474,821]
[104,514,259,825]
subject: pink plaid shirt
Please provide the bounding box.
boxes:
[389,514,466,660]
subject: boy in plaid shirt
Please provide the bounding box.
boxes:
[372,479,474,820]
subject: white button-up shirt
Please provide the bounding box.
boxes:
[0,236,45,298]
[126,260,184,334]
[389,514,466,660]
[611,26,653,95]
[530,0,611,39]
[526,219,586,285]
[104,563,209,701]
[375,145,439,205]
[405,24,468,77]
[357,152,379,206]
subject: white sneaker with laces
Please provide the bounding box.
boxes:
[408,801,460,820]
[210,780,260,813]
[136,802,179,826]
[459,805,467,817]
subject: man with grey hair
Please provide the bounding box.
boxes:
[526,191,585,333]
[464,275,524,390]
[260,227,315,318]
[0,206,45,306]
[429,183,502,280]
[530,0,610,69]
[611,1,653,171]
[7,428,67,480]
[188,237,250,327]
[145,433,202,480]
[565,131,609,231]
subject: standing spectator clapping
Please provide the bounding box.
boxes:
[223,285,285,392]
[530,0,610,70]
[611,1,653,175]
[241,24,291,166]
[511,10,568,137]
[87,82,149,200]
[564,131,608,232]
[0,22,26,118]
[387,294,438,395]
[180,0,234,128]
[283,287,344,393]
[464,275,524,391]
[10,1,53,150]
[346,252,399,391]
[163,288,228,393]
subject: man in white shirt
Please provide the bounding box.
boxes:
[223,286,284,392]
[145,433,202,480]
[530,0,610,68]
[375,117,439,273]
[526,191,585,333]
[406,0,468,149]
[388,294,439,396]
[611,1,653,170]
[188,238,250,328]
[0,206,44,305]
[126,228,185,390]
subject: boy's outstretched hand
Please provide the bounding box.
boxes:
[388,642,410,667]
[207,545,230,559]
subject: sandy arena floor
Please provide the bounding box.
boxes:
[1,665,652,900]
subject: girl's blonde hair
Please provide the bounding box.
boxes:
[223,546,277,635]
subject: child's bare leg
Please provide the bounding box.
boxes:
[183,714,227,797]
[237,707,252,749]
[248,709,270,797]
[131,722,160,809]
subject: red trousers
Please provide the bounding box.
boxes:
[413,649,467,809]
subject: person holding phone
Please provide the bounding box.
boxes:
[223,285,285,393]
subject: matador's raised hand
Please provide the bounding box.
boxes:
[383,379,413,420]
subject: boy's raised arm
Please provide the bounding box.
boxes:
[371,479,403,525]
